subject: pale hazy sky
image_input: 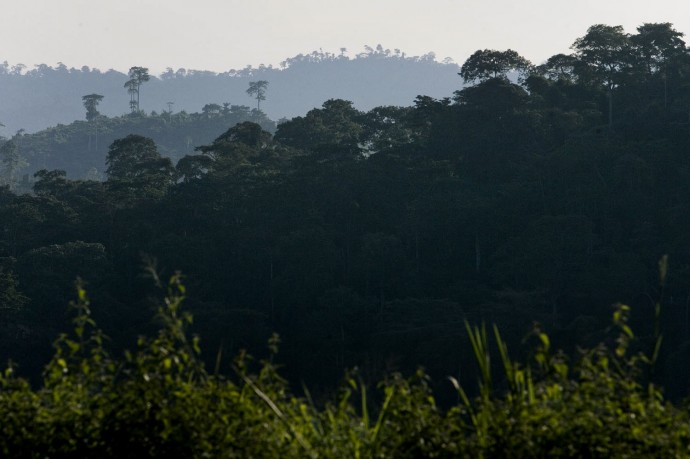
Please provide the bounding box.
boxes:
[4,0,690,74]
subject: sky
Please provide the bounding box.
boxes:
[3,0,690,75]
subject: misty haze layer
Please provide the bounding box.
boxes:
[0,51,460,134]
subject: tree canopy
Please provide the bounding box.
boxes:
[459,49,532,83]
[246,80,269,110]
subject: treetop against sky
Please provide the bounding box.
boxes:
[3,0,689,74]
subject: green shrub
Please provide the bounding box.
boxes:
[1,275,689,457]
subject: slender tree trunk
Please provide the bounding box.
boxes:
[608,87,613,129]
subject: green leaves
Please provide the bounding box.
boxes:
[2,274,690,457]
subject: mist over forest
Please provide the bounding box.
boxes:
[5,22,690,457]
[0,46,458,134]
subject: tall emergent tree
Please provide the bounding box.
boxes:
[81,94,104,121]
[246,80,269,110]
[631,22,686,76]
[124,67,150,113]
[82,94,105,151]
[571,24,630,127]
[631,23,688,109]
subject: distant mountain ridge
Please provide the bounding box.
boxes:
[0,48,463,134]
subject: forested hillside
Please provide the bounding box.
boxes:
[3,21,690,456]
[0,47,458,134]
[1,105,275,180]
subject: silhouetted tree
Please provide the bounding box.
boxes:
[459,49,532,84]
[571,24,630,127]
[82,94,105,151]
[537,54,579,82]
[81,94,104,122]
[124,67,150,113]
[246,80,269,110]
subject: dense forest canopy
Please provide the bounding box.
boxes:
[4,21,690,455]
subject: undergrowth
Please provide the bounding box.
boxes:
[1,269,689,458]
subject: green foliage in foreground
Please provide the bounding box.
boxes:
[2,276,690,458]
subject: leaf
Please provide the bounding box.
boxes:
[622,325,634,338]
[539,333,551,351]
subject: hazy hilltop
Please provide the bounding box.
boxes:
[0,47,461,134]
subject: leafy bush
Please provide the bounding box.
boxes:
[1,275,689,458]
